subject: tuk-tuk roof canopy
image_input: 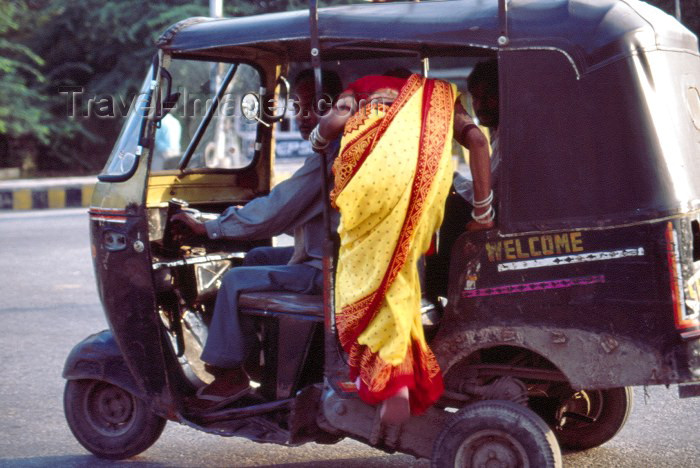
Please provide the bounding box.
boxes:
[158,0,696,73]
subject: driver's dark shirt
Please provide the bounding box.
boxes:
[205,141,339,270]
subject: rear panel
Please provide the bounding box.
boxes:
[438,219,700,388]
[499,48,700,232]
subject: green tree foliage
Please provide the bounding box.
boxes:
[0,1,51,143]
[1,0,214,172]
[35,1,207,98]
[225,0,361,16]
[0,0,364,173]
[26,0,210,172]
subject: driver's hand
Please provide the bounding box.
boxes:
[169,212,208,243]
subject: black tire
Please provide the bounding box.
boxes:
[553,386,633,451]
[64,379,166,460]
[431,400,562,468]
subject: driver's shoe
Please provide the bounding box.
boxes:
[196,366,250,408]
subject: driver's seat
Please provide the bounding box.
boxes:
[239,291,324,321]
[238,291,324,401]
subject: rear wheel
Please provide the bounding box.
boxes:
[431,400,562,468]
[553,386,633,451]
[64,379,166,460]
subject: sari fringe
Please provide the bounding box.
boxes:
[350,340,444,415]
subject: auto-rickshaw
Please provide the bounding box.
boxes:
[63,0,700,466]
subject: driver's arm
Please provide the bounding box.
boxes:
[205,153,327,240]
[171,152,328,242]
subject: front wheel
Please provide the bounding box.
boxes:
[431,400,562,468]
[64,379,166,460]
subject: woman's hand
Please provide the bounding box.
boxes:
[314,93,356,149]
[466,219,494,232]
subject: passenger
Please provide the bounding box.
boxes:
[424,59,500,302]
[170,69,343,408]
[312,72,491,424]
[454,58,499,226]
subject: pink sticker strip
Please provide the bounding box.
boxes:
[462,275,605,298]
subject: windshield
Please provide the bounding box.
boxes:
[99,67,153,180]
[152,60,261,171]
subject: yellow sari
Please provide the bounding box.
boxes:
[332,74,455,414]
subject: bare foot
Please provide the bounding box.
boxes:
[379,386,410,425]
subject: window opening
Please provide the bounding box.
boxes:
[153,60,262,171]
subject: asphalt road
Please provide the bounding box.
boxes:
[0,209,698,467]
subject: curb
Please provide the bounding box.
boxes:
[0,164,300,211]
[0,176,97,211]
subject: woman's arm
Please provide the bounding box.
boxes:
[454,101,494,231]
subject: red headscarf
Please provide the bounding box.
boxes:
[343,75,408,96]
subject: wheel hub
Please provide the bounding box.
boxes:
[85,382,135,436]
[556,389,599,429]
[97,387,133,424]
[456,429,530,468]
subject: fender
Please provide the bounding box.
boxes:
[62,329,145,401]
[431,325,673,389]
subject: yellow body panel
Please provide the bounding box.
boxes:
[146,172,256,208]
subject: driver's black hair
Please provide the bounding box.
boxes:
[467,59,498,97]
[293,69,344,99]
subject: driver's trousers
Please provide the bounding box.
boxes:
[201,246,322,369]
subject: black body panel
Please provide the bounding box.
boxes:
[62,329,145,401]
[90,211,170,403]
[159,0,696,69]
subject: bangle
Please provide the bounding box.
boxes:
[460,123,480,145]
[314,125,329,144]
[310,125,329,151]
[472,205,495,224]
[473,190,494,208]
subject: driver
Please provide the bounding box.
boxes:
[171,69,343,408]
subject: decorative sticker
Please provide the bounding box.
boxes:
[486,232,584,262]
[89,207,128,224]
[464,261,482,291]
[497,248,645,272]
[462,275,605,298]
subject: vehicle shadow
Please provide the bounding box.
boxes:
[0,455,172,467]
[0,455,429,467]
[253,456,428,468]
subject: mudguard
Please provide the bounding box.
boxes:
[62,329,145,401]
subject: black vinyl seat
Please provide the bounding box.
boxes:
[238,292,325,399]
[239,292,324,321]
